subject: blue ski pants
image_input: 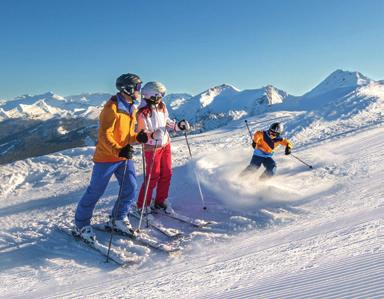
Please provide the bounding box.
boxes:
[243,154,277,177]
[75,160,137,229]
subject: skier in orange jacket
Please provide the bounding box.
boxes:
[74,73,150,244]
[242,122,292,178]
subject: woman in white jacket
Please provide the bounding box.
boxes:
[136,81,190,214]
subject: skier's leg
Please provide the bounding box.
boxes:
[112,159,137,220]
[240,155,262,176]
[155,143,172,204]
[260,157,277,179]
[75,162,117,229]
[136,149,162,208]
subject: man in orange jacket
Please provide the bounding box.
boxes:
[242,122,293,179]
[74,73,150,244]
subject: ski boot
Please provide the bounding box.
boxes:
[108,216,134,235]
[155,199,175,214]
[74,225,96,245]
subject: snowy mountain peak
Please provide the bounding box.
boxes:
[263,85,286,105]
[305,69,373,97]
[15,91,64,101]
[0,107,8,121]
[164,93,193,111]
[197,84,240,107]
[207,83,240,94]
[11,99,64,119]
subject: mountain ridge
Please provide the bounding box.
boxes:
[0,69,383,164]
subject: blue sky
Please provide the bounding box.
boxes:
[1,0,383,99]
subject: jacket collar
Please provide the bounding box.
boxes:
[116,93,135,116]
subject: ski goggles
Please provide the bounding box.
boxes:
[269,130,280,138]
[149,94,164,101]
[134,82,142,92]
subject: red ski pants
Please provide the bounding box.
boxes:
[137,143,172,208]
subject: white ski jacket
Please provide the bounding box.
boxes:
[137,104,178,148]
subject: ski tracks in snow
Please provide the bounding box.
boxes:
[0,122,383,298]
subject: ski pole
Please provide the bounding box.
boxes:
[106,159,128,263]
[141,144,148,229]
[137,140,158,232]
[244,119,253,140]
[141,143,146,187]
[290,153,313,169]
[184,131,207,210]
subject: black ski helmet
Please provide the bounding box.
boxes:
[115,73,142,95]
[269,122,283,137]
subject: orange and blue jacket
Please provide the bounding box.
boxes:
[252,130,292,158]
[93,94,138,163]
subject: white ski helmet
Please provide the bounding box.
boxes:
[141,81,167,100]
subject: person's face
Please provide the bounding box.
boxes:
[121,92,133,102]
[269,130,278,139]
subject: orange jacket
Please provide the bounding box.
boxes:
[93,94,138,163]
[253,130,292,157]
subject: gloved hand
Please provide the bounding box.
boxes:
[285,146,292,155]
[177,119,190,131]
[151,128,165,141]
[136,129,148,143]
[252,141,256,149]
[119,144,134,159]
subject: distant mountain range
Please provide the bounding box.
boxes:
[0,69,383,164]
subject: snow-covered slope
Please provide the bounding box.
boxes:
[0,82,383,297]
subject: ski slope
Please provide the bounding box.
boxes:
[0,105,383,298]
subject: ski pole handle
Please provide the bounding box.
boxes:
[290,153,313,169]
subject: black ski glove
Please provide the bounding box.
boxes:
[285,146,292,155]
[136,129,148,143]
[119,144,134,159]
[177,119,190,131]
[252,141,256,149]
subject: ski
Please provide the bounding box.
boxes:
[129,210,183,239]
[93,223,182,253]
[154,209,214,228]
[57,225,141,266]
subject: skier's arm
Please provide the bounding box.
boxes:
[164,107,178,131]
[251,131,262,149]
[99,103,123,156]
[279,139,293,148]
[137,113,149,132]
[252,131,263,144]
[279,139,293,155]
[166,118,177,131]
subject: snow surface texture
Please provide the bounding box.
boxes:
[0,69,384,298]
